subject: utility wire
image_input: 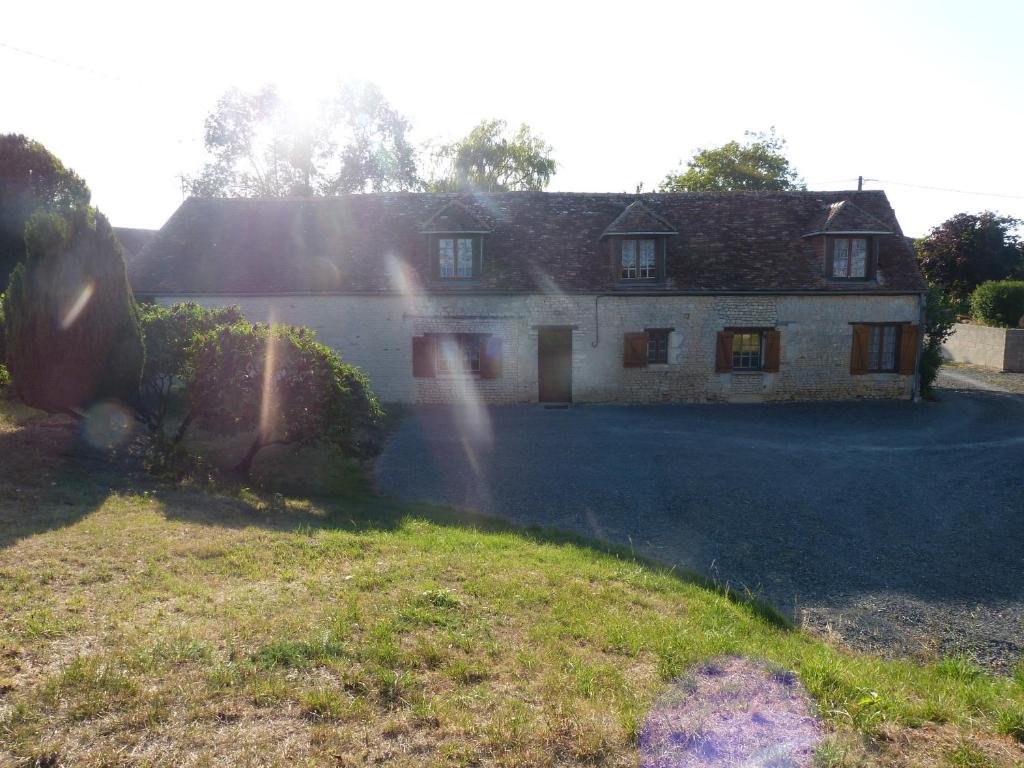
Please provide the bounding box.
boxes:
[0,40,145,88]
[864,178,1024,200]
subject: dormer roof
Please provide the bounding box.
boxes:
[601,200,678,237]
[421,200,491,234]
[804,199,892,236]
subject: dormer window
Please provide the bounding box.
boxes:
[431,235,482,280]
[614,237,665,283]
[829,236,873,280]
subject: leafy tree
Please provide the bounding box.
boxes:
[915,213,1023,306]
[920,286,956,396]
[0,134,91,290]
[3,209,143,414]
[427,119,556,192]
[970,280,1024,328]
[659,128,804,192]
[138,302,245,433]
[0,291,6,366]
[187,82,418,197]
[184,322,381,475]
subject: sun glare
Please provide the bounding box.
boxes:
[60,281,95,330]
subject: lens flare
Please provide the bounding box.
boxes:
[82,401,134,450]
[60,281,95,330]
[259,316,280,443]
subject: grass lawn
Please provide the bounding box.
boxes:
[1,403,1023,767]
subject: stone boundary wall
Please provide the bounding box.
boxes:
[942,322,1024,372]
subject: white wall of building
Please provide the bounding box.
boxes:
[156,293,921,403]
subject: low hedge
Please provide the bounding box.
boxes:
[970,280,1024,328]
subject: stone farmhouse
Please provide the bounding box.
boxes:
[129,190,927,404]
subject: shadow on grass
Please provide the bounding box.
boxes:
[0,403,789,633]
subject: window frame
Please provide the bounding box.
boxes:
[865,323,901,373]
[434,333,483,376]
[730,330,764,372]
[432,234,482,280]
[828,235,874,280]
[646,328,670,365]
[615,237,663,283]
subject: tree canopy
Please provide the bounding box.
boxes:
[915,212,1023,305]
[0,134,91,290]
[659,128,804,193]
[187,82,419,198]
[3,208,143,413]
[427,119,556,192]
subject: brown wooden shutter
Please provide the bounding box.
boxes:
[623,332,648,368]
[898,325,919,375]
[480,335,502,379]
[715,331,734,373]
[850,325,871,375]
[412,336,436,378]
[763,330,781,372]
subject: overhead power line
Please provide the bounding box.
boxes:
[864,178,1024,200]
[0,40,144,88]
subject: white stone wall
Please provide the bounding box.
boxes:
[156,293,921,403]
[942,322,1024,372]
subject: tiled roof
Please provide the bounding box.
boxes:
[601,200,677,236]
[113,227,157,278]
[807,199,892,235]
[420,200,491,233]
[132,191,926,295]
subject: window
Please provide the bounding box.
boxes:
[647,329,669,364]
[868,324,900,372]
[436,236,478,279]
[620,238,658,280]
[435,334,482,375]
[831,237,870,279]
[731,331,763,371]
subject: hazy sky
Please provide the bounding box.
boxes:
[3,0,1023,236]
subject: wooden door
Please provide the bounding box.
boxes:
[538,327,572,402]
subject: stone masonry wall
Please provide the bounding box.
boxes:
[156,294,921,403]
[942,322,1024,372]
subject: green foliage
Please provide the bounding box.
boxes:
[921,286,956,395]
[0,291,6,365]
[138,302,244,430]
[185,322,382,474]
[0,134,91,290]
[188,82,418,197]
[660,128,804,192]
[915,213,1023,305]
[427,119,556,192]
[969,280,1024,328]
[3,208,143,413]
[0,363,8,394]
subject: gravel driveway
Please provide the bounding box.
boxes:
[376,389,1024,671]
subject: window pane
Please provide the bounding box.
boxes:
[647,331,668,364]
[832,239,850,277]
[437,337,459,372]
[850,239,867,277]
[457,238,474,277]
[882,326,897,370]
[731,332,762,370]
[639,240,656,278]
[868,326,882,370]
[621,240,637,279]
[439,239,455,277]
[462,336,480,372]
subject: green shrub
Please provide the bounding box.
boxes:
[185,322,382,474]
[0,291,6,365]
[0,363,8,393]
[970,280,1024,327]
[921,286,956,396]
[138,301,244,431]
[3,209,143,413]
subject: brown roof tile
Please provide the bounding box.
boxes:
[133,191,925,295]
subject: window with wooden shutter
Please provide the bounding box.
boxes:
[412,336,436,378]
[480,336,503,379]
[623,332,648,367]
[715,331,734,373]
[850,325,871,374]
[763,330,781,372]
[898,325,919,375]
